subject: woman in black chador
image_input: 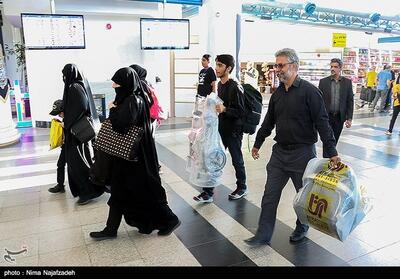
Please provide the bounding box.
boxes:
[62,63,103,205]
[90,67,180,240]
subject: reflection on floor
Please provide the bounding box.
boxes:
[1,106,400,267]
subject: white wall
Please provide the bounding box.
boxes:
[240,20,400,61]
[3,0,180,125]
[24,14,175,125]
[203,0,241,58]
[25,15,142,125]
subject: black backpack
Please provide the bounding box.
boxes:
[241,83,263,135]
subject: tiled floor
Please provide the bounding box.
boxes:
[1,104,400,267]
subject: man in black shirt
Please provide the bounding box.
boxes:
[197,54,217,97]
[244,48,341,246]
[194,54,248,202]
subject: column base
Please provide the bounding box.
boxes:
[0,124,21,147]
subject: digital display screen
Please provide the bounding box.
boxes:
[140,18,189,50]
[21,13,85,49]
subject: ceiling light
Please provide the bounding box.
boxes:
[304,3,316,15]
[369,13,381,23]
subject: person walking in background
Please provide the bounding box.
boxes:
[386,73,400,136]
[90,67,180,240]
[62,63,104,205]
[244,48,340,246]
[318,58,354,144]
[193,54,248,203]
[370,65,393,112]
[360,66,377,108]
[384,68,396,112]
[48,99,66,194]
[197,54,217,97]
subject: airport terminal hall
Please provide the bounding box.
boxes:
[1,0,400,269]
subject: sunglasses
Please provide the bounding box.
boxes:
[273,62,294,69]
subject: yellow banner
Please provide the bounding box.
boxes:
[332,33,347,47]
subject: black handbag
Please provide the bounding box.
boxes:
[70,116,95,143]
[93,119,144,161]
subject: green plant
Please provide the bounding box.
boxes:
[4,42,26,71]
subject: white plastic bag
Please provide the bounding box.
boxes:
[293,158,371,241]
[187,93,226,187]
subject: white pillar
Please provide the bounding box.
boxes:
[0,97,20,147]
[0,51,20,147]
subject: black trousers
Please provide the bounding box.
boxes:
[388,106,400,133]
[203,131,246,196]
[57,145,66,186]
[254,144,316,242]
[328,113,343,144]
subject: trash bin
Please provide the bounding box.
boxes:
[93,94,106,122]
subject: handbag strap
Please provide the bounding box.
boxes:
[71,83,91,119]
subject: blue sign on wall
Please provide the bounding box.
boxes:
[378,36,400,43]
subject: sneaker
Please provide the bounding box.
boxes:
[193,192,213,203]
[229,188,248,200]
[385,130,392,136]
[289,227,308,243]
[48,184,65,193]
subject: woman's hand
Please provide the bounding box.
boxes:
[215,104,226,113]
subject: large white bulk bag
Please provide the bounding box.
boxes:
[187,93,226,187]
[293,158,371,241]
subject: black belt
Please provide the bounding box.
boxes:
[329,112,340,117]
[277,143,311,150]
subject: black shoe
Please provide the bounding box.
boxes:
[138,228,154,234]
[244,236,270,246]
[48,184,65,193]
[289,228,308,243]
[76,196,92,205]
[89,229,117,241]
[158,220,181,236]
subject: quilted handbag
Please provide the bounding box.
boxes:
[93,119,144,161]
